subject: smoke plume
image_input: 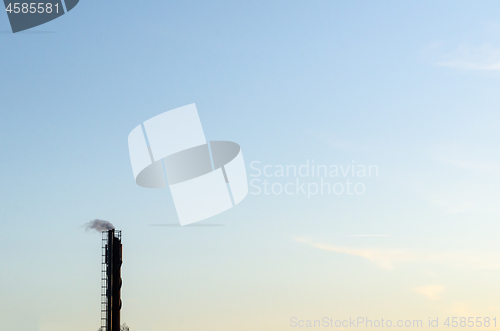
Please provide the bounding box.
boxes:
[85,219,115,232]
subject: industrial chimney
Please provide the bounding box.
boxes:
[101,229,122,331]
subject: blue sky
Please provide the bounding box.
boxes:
[1,1,500,330]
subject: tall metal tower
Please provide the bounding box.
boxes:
[101,229,122,331]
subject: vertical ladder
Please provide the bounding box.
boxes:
[101,231,108,331]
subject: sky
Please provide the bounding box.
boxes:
[1,1,500,330]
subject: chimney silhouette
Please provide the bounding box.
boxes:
[101,230,122,331]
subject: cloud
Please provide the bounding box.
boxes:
[430,197,479,214]
[307,130,355,151]
[412,285,444,301]
[293,237,500,270]
[448,302,473,316]
[341,235,390,237]
[437,156,500,175]
[294,237,421,269]
[434,43,500,71]
[429,152,500,214]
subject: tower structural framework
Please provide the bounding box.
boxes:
[101,229,122,331]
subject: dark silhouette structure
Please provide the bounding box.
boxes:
[101,230,122,331]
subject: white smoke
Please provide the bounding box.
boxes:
[85,219,115,232]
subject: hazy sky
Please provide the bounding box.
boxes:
[1,1,500,331]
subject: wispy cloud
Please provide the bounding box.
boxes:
[430,151,500,214]
[412,285,444,301]
[434,43,500,71]
[430,197,479,214]
[307,130,355,151]
[294,237,500,270]
[437,156,500,175]
[448,302,474,316]
[341,235,390,237]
